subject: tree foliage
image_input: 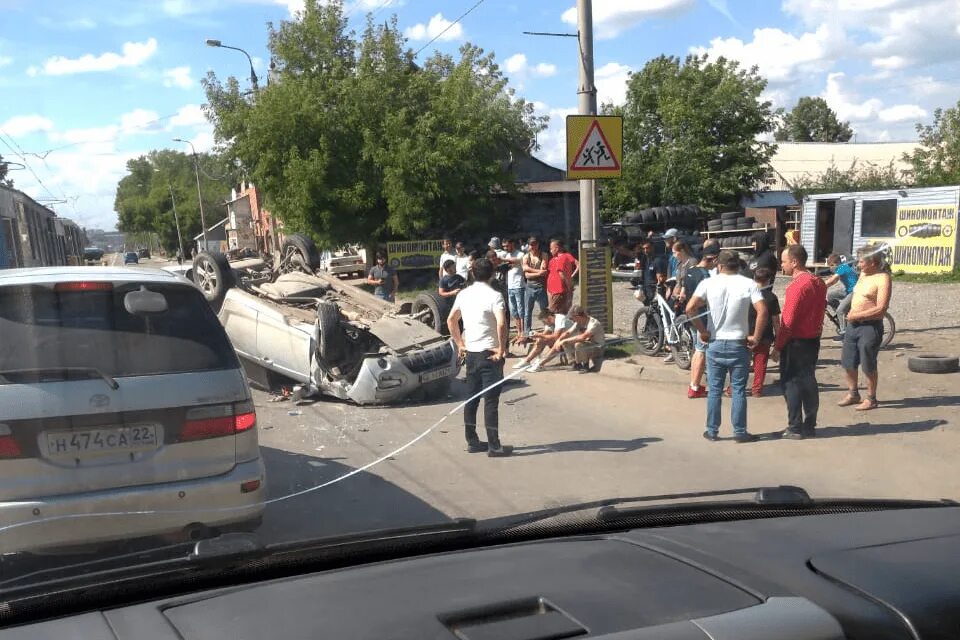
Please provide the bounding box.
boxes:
[774,97,853,143]
[0,154,12,188]
[600,54,776,218]
[114,150,236,254]
[903,100,960,186]
[202,1,545,246]
[788,160,908,201]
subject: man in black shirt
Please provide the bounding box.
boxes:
[636,240,668,305]
[683,244,719,398]
[745,232,778,279]
[748,267,781,396]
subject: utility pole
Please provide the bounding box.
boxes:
[168,184,185,262]
[576,0,598,245]
[173,138,208,249]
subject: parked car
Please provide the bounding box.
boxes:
[188,234,458,404]
[318,246,365,278]
[124,252,139,265]
[0,267,265,554]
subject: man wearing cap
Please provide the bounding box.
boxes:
[488,237,502,253]
[686,250,768,443]
[663,228,680,278]
[682,244,719,398]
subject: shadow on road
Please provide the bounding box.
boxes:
[512,437,662,456]
[814,419,947,439]
[257,447,452,544]
[881,395,960,409]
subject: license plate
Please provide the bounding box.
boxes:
[420,366,453,383]
[45,425,159,458]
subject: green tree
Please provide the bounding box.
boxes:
[904,100,960,186]
[114,150,236,254]
[601,54,777,218]
[0,154,12,188]
[774,96,853,143]
[788,160,908,201]
[202,1,545,246]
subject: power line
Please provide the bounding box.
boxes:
[0,130,62,204]
[413,0,487,57]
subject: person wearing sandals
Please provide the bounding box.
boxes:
[770,245,827,440]
[838,244,892,412]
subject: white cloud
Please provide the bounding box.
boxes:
[532,62,556,77]
[161,0,195,15]
[691,24,842,83]
[532,105,578,168]
[505,53,527,74]
[595,62,632,106]
[878,104,927,123]
[120,109,163,133]
[35,38,158,75]
[822,72,883,122]
[561,0,694,39]
[0,115,54,137]
[187,128,216,154]
[169,104,208,129]
[871,55,908,70]
[162,66,193,89]
[0,56,10,68]
[404,13,464,42]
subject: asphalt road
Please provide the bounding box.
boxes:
[251,356,960,545]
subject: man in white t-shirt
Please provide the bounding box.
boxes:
[448,257,512,457]
[499,237,526,341]
[453,242,471,280]
[686,250,768,443]
[554,305,605,373]
[513,310,576,372]
[438,237,457,282]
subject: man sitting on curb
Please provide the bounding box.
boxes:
[513,310,576,372]
[551,305,605,373]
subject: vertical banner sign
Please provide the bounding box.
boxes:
[579,246,614,333]
[866,204,957,274]
[566,115,623,180]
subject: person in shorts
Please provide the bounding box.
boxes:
[825,253,858,334]
[547,239,579,314]
[838,244,892,411]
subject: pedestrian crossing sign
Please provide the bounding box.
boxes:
[566,115,622,179]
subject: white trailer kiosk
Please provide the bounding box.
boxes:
[800,185,960,274]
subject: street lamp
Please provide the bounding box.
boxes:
[206,39,259,91]
[173,138,209,250]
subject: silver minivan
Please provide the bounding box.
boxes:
[0,267,266,554]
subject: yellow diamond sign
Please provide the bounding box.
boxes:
[566,115,623,179]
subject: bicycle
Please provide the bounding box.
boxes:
[824,302,896,349]
[631,287,695,370]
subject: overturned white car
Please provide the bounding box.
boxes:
[185,235,458,405]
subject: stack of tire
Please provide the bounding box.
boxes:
[706,211,770,250]
[622,204,702,229]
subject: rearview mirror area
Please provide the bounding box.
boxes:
[124,286,169,315]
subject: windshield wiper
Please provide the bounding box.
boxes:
[0,367,119,390]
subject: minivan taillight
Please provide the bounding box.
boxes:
[180,401,257,441]
[0,424,23,459]
[54,281,113,292]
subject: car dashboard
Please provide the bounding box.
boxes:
[3,506,959,639]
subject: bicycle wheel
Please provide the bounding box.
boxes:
[673,318,694,370]
[632,307,665,356]
[881,312,896,348]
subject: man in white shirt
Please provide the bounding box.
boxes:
[685,250,768,443]
[499,237,526,341]
[448,258,512,457]
[454,242,471,281]
[438,237,457,282]
[514,310,576,372]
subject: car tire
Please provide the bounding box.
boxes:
[720,211,741,221]
[907,355,959,374]
[706,220,723,230]
[317,301,345,362]
[413,291,449,335]
[279,233,322,274]
[192,251,235,311]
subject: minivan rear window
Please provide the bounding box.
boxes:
[0,282,238,380]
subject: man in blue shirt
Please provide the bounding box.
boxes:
[825,253,858,334]
[636,240,668,305]
[664,228,679,278]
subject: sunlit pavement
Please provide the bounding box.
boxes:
[252,355,960,544]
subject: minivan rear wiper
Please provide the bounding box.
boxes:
[0,367,119,390]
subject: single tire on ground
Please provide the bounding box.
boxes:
[720,211,741,221]
[316,300,345,362]
[192,251,235,311]
[413,291,450,335]
[632,307,665,356]
[279,233,322,274]
[907,354,959,374]
[881,312,896,348]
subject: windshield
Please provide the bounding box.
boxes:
[0,0,957,613]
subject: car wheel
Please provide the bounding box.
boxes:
[316,301,345,362]
[278,233,321,275]
[192,251,235,311]
[413,291,449,335]
[907,355,959,374]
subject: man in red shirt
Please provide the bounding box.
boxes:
[547,239,579,314]
[771,244,827,439]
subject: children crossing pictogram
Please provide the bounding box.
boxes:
[566,115,623,179]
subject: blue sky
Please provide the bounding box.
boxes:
[1,0,958,231]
